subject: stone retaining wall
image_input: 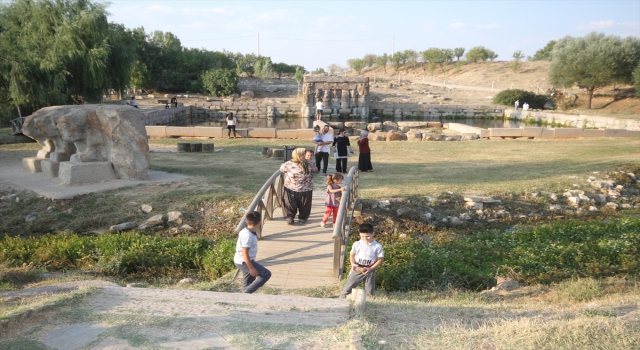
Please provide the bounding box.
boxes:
[237,77,298,93]
[370,103,507,118]
[505,109,640,131]
[442,123,640,140]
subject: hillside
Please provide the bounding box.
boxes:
[354,61,640,118]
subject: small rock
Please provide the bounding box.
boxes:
[141,204,153,213]
[459,213,472,221]
[47,206,54,211]
[142,214,165,227]
[378,200,391,208]
[449,217,463,226]
[549,193,558,202]
[167,211,183,225]
[15,197,20,203]
[495,210,511,218]
[126,283,145,288]
[178,277,195,285]
[421,213,432,221]
[548,204,563,212]
[396,207,415,217]
[588,206,598,212]
[604,202,619,210]
[109,222,138,232]
[1,194,17,201]
[180,224,194,232]
[620,204,632,209]
[399,233,407,238]
[495,277,521,291]
[25,215,37,223]
[567,196,580,207]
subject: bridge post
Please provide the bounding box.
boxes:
[333,236,342,278]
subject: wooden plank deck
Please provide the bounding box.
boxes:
[257,173,339,290]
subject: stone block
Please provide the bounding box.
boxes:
[297,129,315,140]
[36,150,50,159]
[538,129,555,139]
[190,143,202,152]
[604,129,631,138]
[553,128,583,138]
[521,127,544,138]
[41,160,61,178]
[23,157,43,173]
[194,126,223,138]
[145,126,167,137]
[489,128,523,137]
[177,143,190,152]
[58,161,117,186]
[202,143,214,152]
[422,133,442,141]
[276,129,299,139]
[247,128,276,138]
[50,152,71,162]
[582,129,604,138]
[479,129,490,138]
[165,126,195,137]
[234,129,248,138]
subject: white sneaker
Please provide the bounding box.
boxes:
[320,222,326,228]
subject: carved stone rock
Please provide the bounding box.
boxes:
[22,105,150,180]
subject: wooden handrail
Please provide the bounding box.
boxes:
[235,170,284,239]
[332,166,359,278]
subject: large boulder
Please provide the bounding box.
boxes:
[367,123,382,132]
[368,132,386,141]
[406,130,422,141]
[386,130,408,141]
[23,105,150,180]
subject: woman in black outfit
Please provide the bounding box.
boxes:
[332,128,353,173]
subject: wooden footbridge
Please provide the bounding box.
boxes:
[235,166,360,289]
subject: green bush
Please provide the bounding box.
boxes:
[0,232,236,278]
[633,64,640,97]
[493,89,549,109]
[201,68,239,97]
[371,217,640,292]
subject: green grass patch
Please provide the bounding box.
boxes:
[0,232,235,279]
[373,217,640,291]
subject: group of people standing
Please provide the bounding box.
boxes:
[313,123,373,175]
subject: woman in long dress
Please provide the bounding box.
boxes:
[279,148,319,225]
[357,131,373,172]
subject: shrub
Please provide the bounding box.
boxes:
[200,68,238,97]
[493,89,549,109]
[633,64,640,97]
[371,217,640,292]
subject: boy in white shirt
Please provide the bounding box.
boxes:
[316,98,324,121]
[339,223,384,298]
[234,211,271,293]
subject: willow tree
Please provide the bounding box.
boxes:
[549,32,640,109]
[0,0,132,115]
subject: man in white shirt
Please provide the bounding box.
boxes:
[315,124,334,175]
[316,98,324,121]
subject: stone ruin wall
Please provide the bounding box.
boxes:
[301,76,370,118]
[236,77,298,93]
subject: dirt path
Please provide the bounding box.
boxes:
[1,281,351,349]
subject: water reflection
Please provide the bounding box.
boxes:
[195,116,529,129]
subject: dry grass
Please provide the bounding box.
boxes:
[356,278,640,349]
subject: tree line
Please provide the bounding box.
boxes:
[0,0,303,125]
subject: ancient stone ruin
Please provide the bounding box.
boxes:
[301,76,370,118]
[21,105,150,185]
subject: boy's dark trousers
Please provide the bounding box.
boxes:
[315,152,329,174]
[339,269,376,298]
[235,261,271,293]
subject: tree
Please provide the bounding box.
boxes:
[549,32,640,109]
[532,40,556,61]
[363,54,376,68]
[253,57,273,80]
[327,63,341,75]
[422,48,453,72]
[313,67,326,75]
[390,53,403,71]
[200,68,238,96]
[347,58,366,74]
[633,64,640,96]
[294,66,304,96]
[511,50,525,71]
[375,54,389,72]
[453,47,465,61]
[465,46,491,63]
[487,49,498,61]
[404,50,419,68]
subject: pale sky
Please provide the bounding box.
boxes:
[107,0,640,71]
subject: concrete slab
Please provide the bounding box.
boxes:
[59,161,116,186]
[41,160,61,178]
[297,129,315,140]
[488,128,523,137]
[604,129,633,138]
[539,128,555,139]
[554,128,584,138]
[165,126,195,137]
[582,129,605,138]
[276,129,299,139]
[194,126,223,138]
[145,126,166,137]
[247,127,276,138]
[479,129,490,138]
[22,157,43,173]
[521,127,544,138]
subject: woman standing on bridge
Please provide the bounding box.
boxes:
[280,148,319,225]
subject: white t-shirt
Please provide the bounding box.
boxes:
[319,132,334,153]
[234,227,258,264]
[130,99,137,107]
[316,101,324,110]
[350,240,384,267]
[226,116,237,126]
